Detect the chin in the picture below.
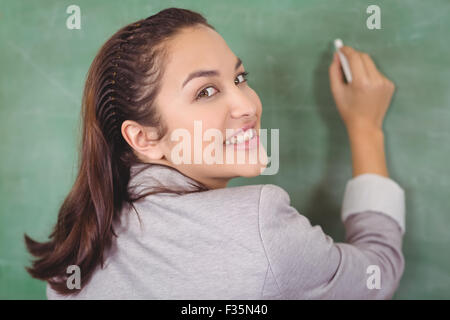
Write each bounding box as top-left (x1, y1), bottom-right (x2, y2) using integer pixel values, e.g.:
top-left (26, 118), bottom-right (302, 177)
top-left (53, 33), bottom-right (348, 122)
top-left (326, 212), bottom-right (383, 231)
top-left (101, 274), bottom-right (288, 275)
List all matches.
top-left (234, 163), bottom-right (267, 178)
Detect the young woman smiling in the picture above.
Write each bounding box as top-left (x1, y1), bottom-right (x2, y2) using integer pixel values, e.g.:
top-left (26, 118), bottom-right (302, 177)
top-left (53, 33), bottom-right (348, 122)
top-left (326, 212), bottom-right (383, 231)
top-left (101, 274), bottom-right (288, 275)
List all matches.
top-left (25, 7), bottom-right (405, 299)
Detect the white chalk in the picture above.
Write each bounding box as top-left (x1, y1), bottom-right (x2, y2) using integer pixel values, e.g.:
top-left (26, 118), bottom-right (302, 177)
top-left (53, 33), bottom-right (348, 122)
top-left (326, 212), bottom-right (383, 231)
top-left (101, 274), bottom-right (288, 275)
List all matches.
top-left (334, 38), bottom-right (352, 83)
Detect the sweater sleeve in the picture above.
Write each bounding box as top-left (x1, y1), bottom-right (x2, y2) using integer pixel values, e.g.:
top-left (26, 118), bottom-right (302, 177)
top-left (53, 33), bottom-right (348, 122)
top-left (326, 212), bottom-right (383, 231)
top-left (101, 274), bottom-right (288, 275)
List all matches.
top-left (258, 175), bottom-right (405, 299)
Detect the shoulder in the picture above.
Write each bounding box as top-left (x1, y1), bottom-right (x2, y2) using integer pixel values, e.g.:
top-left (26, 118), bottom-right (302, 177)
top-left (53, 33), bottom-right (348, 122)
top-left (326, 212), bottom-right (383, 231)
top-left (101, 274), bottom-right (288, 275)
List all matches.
top-left (193, 184), bottom-right (291, 212)
top-left (177, 183), bottom-right (267, 207)
top-left (257, 184), bottom-right (293, 218)
top-left (257, 184), bottom-right (312, 241)
top-left (202, 183), bottom-right (289, 202)
top-left (258, 184), bottom-right (291, 204)
top-left (178, 183), bottom-right (291, 215)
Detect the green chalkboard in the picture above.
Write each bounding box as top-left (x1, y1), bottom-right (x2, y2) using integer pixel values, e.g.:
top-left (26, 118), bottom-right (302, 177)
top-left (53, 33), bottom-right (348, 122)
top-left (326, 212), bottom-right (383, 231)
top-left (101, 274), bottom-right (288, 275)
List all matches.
top-left (1, 0), bottom-right (449, 299)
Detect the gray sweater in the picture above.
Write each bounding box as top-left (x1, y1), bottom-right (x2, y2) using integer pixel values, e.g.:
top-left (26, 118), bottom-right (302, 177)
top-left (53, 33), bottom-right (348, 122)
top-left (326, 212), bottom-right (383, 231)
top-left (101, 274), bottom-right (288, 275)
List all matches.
top-left (47, 163), bottom-right (405, 299)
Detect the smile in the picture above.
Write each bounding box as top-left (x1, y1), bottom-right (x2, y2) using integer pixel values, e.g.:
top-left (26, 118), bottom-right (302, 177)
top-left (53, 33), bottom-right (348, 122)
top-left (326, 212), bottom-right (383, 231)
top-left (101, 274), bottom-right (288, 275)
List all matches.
top-left (224, 128), bottom-right (257, 145)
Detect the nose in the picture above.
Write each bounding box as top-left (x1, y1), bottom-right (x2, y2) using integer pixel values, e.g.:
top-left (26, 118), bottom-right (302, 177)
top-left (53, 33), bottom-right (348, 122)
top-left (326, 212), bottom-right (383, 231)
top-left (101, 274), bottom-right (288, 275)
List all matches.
top-left (228, 85), bottom-right (257, 119)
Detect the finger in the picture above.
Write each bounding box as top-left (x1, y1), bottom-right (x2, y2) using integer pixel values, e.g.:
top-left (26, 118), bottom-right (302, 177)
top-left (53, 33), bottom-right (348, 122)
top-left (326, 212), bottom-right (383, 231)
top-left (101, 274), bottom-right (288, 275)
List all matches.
top-left (340, 46), bottom-right (369, 83)
top-left (360, 52), bottom-right (382, 81)
top-left (329, 52), bottom-right (345, 95)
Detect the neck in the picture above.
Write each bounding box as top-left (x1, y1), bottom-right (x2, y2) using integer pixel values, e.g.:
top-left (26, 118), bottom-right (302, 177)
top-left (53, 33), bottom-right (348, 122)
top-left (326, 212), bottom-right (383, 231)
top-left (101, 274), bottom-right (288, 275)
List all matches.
top-left (195, 175), bottom-right (230, 190)
top-left (144, 158), bottom-right (230, 190)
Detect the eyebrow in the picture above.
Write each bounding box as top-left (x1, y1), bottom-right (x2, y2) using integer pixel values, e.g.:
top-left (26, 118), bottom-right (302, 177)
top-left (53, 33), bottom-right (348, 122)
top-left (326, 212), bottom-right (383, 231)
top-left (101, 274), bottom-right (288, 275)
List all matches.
top-left (182, 57), bottom-right (243, 88)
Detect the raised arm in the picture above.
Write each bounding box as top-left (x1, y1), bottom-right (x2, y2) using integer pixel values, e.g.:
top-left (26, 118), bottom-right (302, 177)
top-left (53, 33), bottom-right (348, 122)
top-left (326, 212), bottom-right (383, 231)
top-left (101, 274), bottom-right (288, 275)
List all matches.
top-left (329, 45), bottom-right (395, 178)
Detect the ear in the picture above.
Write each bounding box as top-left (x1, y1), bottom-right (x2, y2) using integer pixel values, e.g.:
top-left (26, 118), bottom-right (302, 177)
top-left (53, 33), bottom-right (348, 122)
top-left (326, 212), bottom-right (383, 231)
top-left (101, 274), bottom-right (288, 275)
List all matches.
top-left (121, 120), bottom-right (165, 161)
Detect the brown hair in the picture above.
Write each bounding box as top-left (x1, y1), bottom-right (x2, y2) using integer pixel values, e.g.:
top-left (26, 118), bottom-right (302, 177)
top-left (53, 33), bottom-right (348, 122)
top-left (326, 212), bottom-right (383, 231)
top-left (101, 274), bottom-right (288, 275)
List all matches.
top-left (24, 7), bottom-right (214, 296)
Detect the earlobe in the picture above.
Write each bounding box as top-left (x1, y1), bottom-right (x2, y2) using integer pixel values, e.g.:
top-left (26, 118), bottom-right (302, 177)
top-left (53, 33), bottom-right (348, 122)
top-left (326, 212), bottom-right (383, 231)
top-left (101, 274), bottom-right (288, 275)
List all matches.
top-left (121, 120), bottom-right (165, 161)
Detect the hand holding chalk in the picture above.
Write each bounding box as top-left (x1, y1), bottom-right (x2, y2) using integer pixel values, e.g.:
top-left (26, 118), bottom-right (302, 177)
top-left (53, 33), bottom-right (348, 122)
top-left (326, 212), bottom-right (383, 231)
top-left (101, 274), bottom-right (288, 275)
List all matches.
top-left (328, 41), bottom-right (396, 133)
top-left (334, 38), bottom-right (352, 83)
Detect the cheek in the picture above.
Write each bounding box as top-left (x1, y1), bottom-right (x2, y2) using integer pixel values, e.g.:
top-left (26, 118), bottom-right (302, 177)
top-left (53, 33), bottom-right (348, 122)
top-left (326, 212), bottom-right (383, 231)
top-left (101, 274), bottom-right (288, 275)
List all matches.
top-left (164, 116), bottom-right (225, 162)
top-left (192, 107), bottom-right (228, 140)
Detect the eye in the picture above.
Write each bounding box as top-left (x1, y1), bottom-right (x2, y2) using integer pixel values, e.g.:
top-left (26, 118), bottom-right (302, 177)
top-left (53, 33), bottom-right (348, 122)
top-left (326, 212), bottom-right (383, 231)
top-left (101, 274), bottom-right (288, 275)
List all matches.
top-left (235, 71), bottom-right (249, 85)
top-left (196, 86), bottom-right (218, 100)
top-left (195, 71), bottom-right (250, 101)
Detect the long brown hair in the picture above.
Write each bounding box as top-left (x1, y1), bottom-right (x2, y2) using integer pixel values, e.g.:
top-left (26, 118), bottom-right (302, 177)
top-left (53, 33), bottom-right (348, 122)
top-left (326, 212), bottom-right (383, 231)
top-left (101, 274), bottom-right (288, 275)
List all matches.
top-left (24, 7), bottom-right (214, 296)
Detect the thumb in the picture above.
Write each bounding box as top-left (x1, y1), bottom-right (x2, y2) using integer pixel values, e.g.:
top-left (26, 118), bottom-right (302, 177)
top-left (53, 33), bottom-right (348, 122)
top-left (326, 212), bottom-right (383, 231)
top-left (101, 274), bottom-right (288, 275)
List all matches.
top-left (329, 52), bottom-right (345, 97)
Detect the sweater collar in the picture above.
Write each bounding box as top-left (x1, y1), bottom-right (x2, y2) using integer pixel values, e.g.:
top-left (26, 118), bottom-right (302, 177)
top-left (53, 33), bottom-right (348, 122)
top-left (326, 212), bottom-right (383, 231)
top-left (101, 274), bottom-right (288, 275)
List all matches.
top-left (128, 163), bottom-right (208, 194)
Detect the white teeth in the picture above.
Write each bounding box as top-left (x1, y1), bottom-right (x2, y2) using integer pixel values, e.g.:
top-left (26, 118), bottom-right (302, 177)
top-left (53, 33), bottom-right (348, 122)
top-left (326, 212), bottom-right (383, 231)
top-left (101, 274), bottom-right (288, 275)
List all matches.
top-left (225, 128), bottom-right (257, 145)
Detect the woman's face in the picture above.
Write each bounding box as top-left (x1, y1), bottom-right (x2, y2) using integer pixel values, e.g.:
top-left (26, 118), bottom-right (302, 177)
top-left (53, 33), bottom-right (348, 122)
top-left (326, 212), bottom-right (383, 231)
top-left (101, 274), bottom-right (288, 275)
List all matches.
top-left (145, 25), bottom-right (267, 189)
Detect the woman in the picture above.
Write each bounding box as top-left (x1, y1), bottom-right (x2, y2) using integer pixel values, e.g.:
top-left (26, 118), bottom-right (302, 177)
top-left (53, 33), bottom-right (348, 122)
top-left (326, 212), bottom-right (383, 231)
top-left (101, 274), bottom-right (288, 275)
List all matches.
top-left (25, 7), bottom-right (405, 299)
